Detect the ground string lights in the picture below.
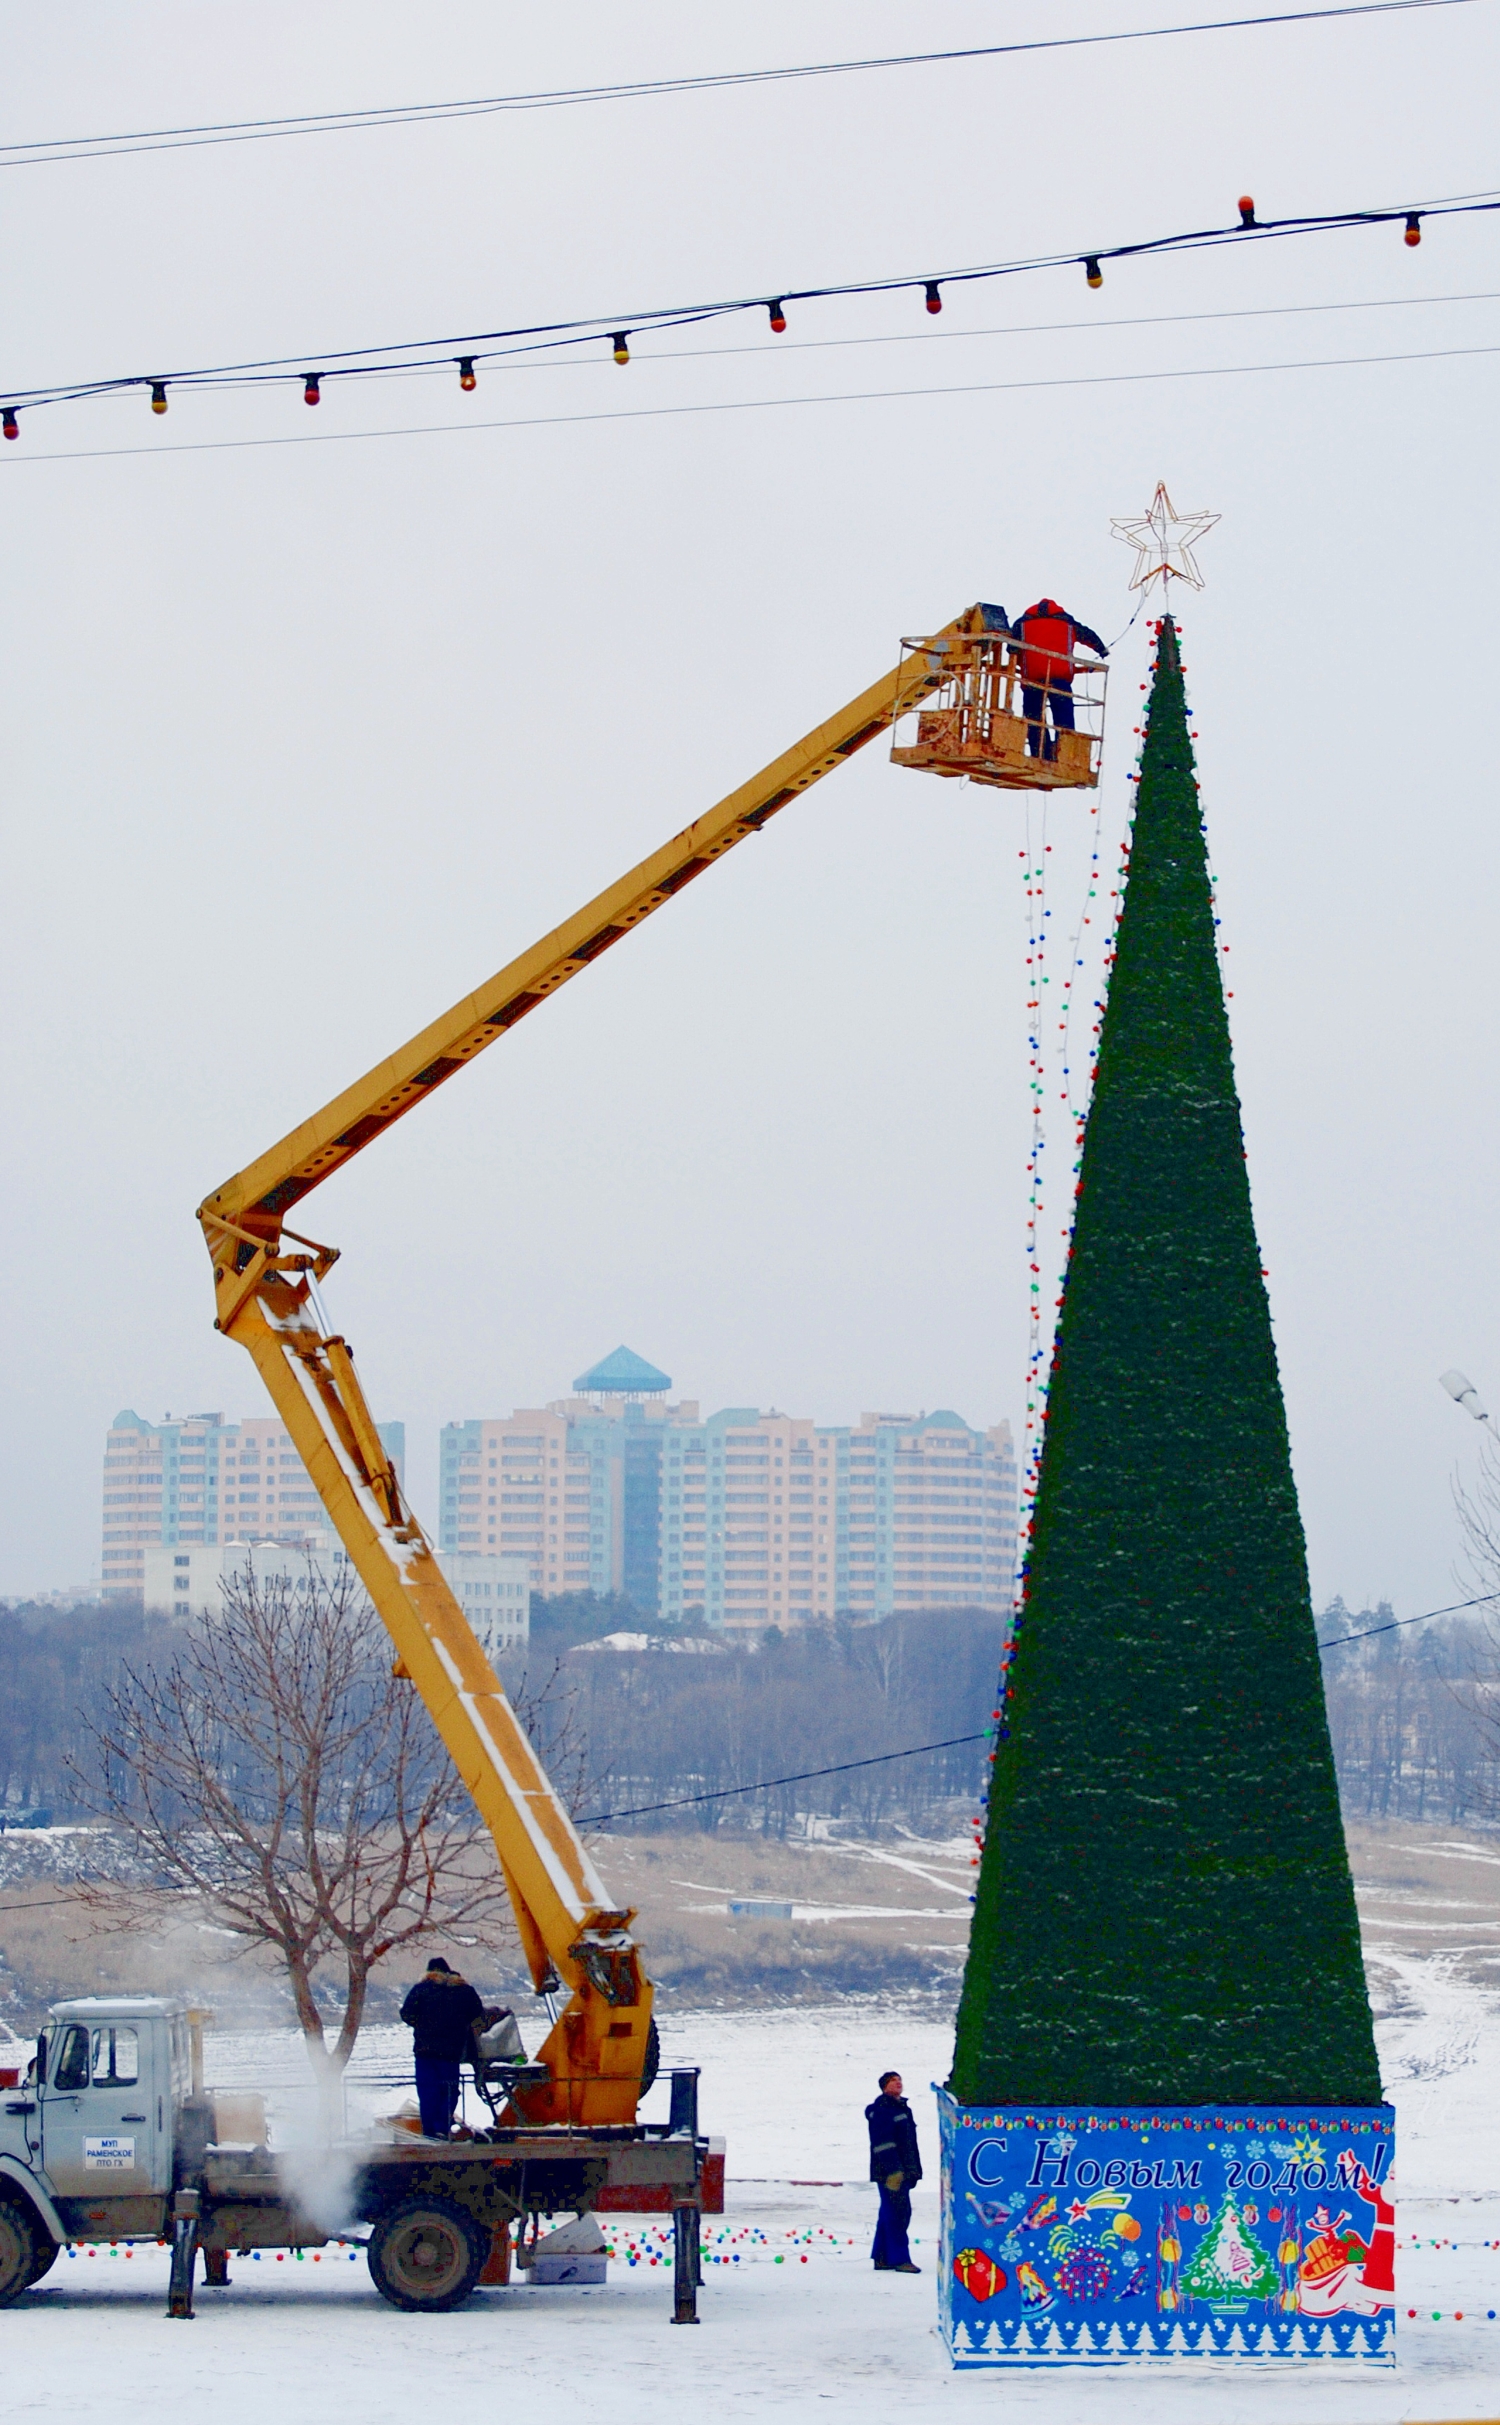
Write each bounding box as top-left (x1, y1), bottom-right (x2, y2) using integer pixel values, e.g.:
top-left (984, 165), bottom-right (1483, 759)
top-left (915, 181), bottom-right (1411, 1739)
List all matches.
top-left (2, 185), bottom-right (1494, 440)
top-left (1400, 2229), bottom-right (1500, 2319)
top-left (50, 2218), bottom-right (1500, 2313)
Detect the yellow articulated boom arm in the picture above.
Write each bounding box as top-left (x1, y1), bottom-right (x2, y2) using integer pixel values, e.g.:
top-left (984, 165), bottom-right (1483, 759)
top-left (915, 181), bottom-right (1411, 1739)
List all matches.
top-left (198, 606), bottom-right (988, 2127)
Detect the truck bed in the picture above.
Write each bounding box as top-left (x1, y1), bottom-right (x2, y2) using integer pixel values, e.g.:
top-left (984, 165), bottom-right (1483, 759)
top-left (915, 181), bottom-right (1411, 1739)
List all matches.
top-left (198, 2124), bottom-right (705, 2251)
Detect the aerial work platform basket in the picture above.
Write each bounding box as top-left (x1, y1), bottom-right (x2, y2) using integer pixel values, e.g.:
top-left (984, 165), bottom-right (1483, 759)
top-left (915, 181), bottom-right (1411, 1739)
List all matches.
top-left (890, 622), bottom-right (1106, 791)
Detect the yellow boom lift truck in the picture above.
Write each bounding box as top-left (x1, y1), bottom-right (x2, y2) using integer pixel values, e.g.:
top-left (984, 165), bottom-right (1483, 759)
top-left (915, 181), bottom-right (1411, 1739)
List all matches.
top-left (0, 608), bottom-right (1103, 2322)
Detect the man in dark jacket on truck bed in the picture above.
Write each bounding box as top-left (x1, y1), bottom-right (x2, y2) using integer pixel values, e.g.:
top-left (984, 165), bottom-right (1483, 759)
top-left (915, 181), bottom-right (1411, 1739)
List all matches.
top-left (400, 1955), bottom-right (486, 2139)
top-left (866, 2071), bottom-right (923, 2273)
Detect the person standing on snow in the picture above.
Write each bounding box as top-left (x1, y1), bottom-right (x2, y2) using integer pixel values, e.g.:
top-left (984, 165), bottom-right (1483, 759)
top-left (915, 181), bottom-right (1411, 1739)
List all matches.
top-left (1013, 597), bottom-right (1108, 762)
top-left (866, 2071), bottom-right (923, 2273)
top-left (400, 1954), bottom-right (486, 2139)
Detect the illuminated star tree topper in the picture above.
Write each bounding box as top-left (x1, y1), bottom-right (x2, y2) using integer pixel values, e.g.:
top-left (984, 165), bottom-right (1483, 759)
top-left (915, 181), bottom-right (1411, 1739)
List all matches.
top-left (1110, 481), bottom-right (1219, 592)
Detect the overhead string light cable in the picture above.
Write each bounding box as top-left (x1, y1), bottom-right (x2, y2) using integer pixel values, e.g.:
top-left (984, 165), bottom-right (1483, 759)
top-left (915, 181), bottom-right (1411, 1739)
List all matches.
top-left (1, 182), bottom-right (1497, 431)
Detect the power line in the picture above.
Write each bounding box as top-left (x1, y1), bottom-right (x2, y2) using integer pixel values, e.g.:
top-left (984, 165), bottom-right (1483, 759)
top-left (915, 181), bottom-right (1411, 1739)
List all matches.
top-left (1316, 1591), bottom-right (1498, 1648)
top-left (5, 333), bottom-right (1496, 468)
top-left (0, 2), bottom-right (1476, 169)
top-left (580, 1733), bottom-right (989, 1828)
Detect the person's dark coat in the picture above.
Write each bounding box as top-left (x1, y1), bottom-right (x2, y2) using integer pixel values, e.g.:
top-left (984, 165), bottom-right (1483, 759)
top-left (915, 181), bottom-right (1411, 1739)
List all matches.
top-left (400, 1972), bottom-right (486, 2062)
top-left (866, 2092), bottom-right (923, 2188)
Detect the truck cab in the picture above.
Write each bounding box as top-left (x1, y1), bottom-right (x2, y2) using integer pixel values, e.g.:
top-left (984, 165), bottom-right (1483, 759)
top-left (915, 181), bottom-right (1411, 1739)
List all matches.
top-left (0, 1995), bottom-right (193, 2292)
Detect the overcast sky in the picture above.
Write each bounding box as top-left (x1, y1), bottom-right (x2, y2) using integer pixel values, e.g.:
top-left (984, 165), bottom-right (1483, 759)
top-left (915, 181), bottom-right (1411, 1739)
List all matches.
top-left (1, 1), bottom-right (1496, 1614)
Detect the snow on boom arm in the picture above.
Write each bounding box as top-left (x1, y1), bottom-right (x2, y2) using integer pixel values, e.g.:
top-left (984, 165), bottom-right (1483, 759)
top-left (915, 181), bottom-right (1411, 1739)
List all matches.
top-left (195, 604), bottom-right (1025, 2128)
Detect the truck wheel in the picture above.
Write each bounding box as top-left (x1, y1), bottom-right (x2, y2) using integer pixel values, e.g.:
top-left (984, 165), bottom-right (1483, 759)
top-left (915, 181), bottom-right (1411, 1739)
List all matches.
top-left (641, 2015), bottom-right (661, 2097)
top-left (0, 2201), bottom-right (40, 2305)
top-left (367, 2200), bottom-right (487, 2312)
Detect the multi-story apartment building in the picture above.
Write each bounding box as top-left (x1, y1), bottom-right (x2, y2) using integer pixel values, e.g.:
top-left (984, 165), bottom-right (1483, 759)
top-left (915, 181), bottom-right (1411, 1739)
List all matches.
top-left (650, 1403), bottom-right (1016, 1635)
top-left (101, 1409), bottom-right (405, 1603)
top-left (440, 1351), bottom-right (1016, 1637)
top-left (438, 1409), bottom-right (625, 1603)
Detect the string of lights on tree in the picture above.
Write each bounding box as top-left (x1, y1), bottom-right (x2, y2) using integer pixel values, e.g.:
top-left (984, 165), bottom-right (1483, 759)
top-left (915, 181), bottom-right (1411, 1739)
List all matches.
top-left (2, 187), bottom-right (1493, 440)
top-left (1010, 494), bottom-right (1223, 1629)
top-left (971, 497), bottom-right (1224, 1897)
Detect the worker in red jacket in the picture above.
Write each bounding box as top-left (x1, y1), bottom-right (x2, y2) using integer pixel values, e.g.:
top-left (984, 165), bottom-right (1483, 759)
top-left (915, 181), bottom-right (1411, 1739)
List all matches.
top-left (1013, 598), bottom-right (1108, 762)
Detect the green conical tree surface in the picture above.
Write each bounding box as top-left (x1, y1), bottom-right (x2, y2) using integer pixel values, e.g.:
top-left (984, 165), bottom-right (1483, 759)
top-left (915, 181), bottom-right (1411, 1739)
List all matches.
top-left (950, 617), bottom-right (1379, 2108)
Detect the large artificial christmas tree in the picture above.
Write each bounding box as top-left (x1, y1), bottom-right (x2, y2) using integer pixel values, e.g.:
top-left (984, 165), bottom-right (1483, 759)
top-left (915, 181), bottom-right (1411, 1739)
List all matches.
top-left (950, 616), bottom-right (1379, 2108)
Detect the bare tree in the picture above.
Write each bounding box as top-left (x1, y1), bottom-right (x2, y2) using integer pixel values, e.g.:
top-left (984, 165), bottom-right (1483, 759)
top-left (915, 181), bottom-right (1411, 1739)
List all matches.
top-left (80, 1565), bottom-right (552, 2086)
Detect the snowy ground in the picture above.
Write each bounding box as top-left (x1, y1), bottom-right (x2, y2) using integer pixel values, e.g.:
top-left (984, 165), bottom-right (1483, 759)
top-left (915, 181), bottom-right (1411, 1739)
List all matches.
top-left (6, 1960), bottom-right (1500, 2425)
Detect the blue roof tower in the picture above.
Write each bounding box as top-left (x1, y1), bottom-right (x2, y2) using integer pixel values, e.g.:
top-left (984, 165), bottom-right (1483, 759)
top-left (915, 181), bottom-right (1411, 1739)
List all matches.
top-left (572, 1346), bottom-right (671, 1398)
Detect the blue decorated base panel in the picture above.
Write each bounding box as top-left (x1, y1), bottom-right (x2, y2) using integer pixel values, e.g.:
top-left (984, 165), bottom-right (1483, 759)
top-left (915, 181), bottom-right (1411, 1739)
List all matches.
top-left (938, 2090), bottom-right (1396, 2368)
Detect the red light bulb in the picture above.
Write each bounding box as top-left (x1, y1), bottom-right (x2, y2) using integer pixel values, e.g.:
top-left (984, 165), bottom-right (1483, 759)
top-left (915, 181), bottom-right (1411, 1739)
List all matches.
top-left (303, 375), bottom-right (321, 406)
top-left (767, 300), bottom-right (787, 334)
top-left (1404, 213), bottom-right (1421, 247)
top-left (1238, 195), bottom-right (1256, 228)
top-left (458, 357), bottom-right (477, 392)
top-left (924, 281), bottom-right (942, 315)
top-left (1, 408), bottom-right (17, 441)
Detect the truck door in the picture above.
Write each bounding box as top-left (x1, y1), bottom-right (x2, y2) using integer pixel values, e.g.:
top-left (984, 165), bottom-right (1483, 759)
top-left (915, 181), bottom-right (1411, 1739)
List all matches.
top-left (40, 2021), bottom-right (165, 2198)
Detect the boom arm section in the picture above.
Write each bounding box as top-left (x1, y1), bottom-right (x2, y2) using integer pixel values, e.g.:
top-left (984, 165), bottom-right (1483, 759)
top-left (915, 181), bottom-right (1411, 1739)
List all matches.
top-left (202, 609), bottom-right (981, 1234)
top-left (198, 606), bottom-right (984, 2126)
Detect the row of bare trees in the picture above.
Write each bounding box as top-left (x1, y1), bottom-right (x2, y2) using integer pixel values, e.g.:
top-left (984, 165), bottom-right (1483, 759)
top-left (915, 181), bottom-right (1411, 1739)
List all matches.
top-left (1317, 1601), bottom-right (1493, 1823)
top-left (552, 1608), bottom-right (1003, 1836)
top-left (0, 1599), bottom-right (159, 1818)
top-left (1318, 1450), bottom-right (1500, 1824)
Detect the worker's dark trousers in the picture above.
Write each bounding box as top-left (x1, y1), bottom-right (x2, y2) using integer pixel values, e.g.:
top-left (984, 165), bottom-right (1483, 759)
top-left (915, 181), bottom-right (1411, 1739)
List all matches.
top-left (415, 2056), bottom-right (462, 2138)
top-left (1022, 681), bottom-right (1075, 760)
top-left (872, 2180), bottom-right (913, 2268)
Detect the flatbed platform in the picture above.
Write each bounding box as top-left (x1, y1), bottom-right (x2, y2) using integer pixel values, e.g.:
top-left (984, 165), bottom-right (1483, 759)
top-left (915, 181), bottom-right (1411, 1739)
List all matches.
top-left (176, 2076), bottom-right (709, 2321)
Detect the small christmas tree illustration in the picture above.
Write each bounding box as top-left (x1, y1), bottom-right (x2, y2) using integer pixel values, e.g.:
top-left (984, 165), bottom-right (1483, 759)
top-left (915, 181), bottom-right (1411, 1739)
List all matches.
top-left (1180, 2195), bottom-right (1278, 2306)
